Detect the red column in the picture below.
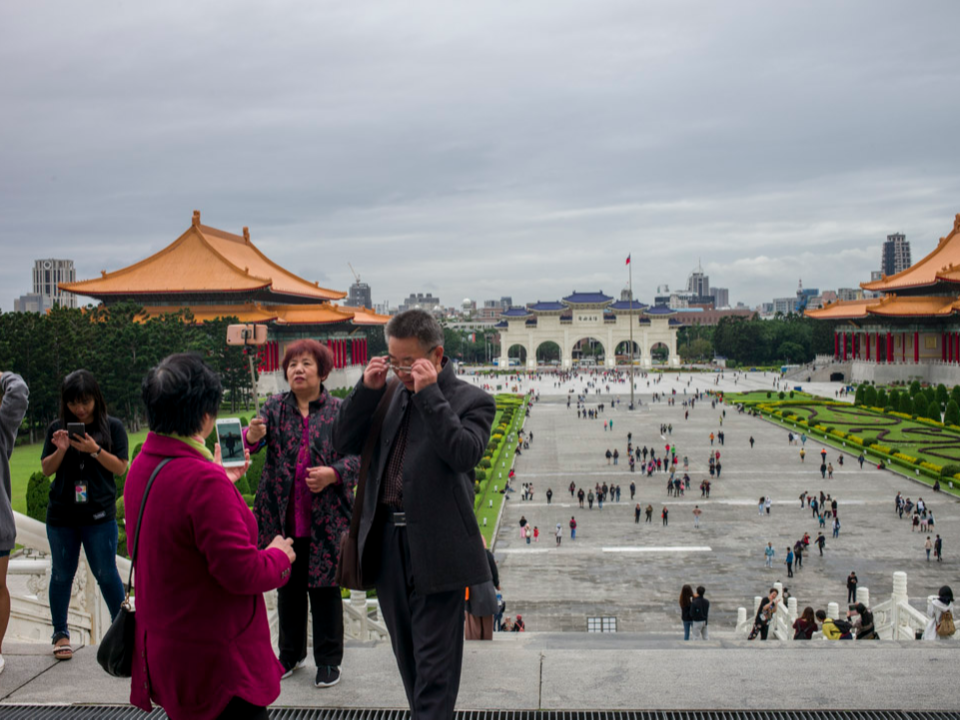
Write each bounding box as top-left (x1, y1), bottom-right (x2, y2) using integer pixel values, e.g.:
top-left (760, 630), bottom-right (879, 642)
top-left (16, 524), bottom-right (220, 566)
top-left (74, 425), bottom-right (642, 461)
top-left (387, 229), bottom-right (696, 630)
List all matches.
top-left (914, 332), bottom-right (920, 364)
top-left (843, 333), bottom-right (848, 360)
top-left (876, 332), bottom-right (882, 364)
top-left (902, 334), bottom-right (906, 363)
top-left (887, 332), bottom-right (893, 364)
top-left (363, 338), bottom-right (368, 364)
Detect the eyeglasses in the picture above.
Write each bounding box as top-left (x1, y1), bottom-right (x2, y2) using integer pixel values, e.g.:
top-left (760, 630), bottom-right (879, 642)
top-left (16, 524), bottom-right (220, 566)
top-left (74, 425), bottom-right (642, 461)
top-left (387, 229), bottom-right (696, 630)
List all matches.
top-left (386, 348), bottom-right (438, 374)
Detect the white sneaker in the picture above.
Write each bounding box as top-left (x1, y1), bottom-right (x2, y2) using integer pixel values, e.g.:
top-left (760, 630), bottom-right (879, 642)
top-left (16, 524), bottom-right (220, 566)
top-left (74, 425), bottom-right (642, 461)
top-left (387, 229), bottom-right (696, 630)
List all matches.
top-left (280, 658), bottom-right (307, 680)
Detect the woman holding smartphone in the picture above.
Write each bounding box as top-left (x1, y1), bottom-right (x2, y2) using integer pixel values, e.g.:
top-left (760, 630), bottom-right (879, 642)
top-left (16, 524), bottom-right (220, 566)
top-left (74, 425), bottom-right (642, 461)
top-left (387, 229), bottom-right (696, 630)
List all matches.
top-left (244, 339), bottom-right (359, 688)
top-left (40, 369), bottom-right (128, 661)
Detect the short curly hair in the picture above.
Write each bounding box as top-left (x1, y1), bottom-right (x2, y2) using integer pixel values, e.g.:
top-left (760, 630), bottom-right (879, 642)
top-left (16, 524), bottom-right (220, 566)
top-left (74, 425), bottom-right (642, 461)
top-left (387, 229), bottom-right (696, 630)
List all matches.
top-left (281, 339), bottom-right (334, 379)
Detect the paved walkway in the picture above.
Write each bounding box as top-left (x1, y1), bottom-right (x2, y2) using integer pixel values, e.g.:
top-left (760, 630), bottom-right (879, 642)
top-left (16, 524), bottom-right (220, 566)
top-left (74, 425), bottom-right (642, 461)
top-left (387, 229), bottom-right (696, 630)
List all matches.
top-left (2, 638), bottom-right (958, 711)
top-left (491, 376), bottom-right (956, 633)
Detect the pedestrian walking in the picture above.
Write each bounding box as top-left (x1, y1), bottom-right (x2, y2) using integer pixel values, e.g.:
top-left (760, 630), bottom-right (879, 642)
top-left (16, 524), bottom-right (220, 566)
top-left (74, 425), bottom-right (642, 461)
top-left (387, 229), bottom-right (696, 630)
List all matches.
top-left (847, 572), bottom-right (858, 603)
top-left (925, 536), bottom-right (932, 561)
top-left (662, 507), bottom-right (669, 526)
top-left (764, 543), bottom-right (775, 568)
top-left (935, 534), bottom-right (943, 562)
top-left (692, 505), bottom-right (702, 529)
top-left (833, 516), bottom-right (841, 538)
top-left (690, 586), bottom-right (710, 640)
top-left (785, 547), bottom-right (794, 577)
top-left (645, 504), bottom-right (653, 523)
top-left (635, 504), bottom-right (641, 524)
top-left (555, 523), bottom-right (562, 546)
top-left (816, 532), bottom-right (826, 556)
top-left (569, 516), bottom-right (577, 540)
top-left (680, 584), bottom-right (694, 640)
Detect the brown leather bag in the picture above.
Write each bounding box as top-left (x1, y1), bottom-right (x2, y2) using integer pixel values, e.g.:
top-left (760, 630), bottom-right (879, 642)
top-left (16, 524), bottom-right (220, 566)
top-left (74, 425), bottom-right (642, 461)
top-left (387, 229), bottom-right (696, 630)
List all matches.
top-left (336, 380), bottom-right (400, 591)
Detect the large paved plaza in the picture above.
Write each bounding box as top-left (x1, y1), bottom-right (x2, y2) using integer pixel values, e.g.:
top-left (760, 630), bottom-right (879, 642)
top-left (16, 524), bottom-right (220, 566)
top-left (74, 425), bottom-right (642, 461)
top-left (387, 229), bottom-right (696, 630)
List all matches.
top-left (482, 371), bottom-right (958, 634)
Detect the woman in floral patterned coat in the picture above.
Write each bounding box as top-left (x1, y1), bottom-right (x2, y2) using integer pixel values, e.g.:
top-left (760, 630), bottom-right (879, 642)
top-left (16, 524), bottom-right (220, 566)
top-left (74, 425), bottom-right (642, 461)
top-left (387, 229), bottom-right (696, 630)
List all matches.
top-left (244, 339), bottom-right (360, 688)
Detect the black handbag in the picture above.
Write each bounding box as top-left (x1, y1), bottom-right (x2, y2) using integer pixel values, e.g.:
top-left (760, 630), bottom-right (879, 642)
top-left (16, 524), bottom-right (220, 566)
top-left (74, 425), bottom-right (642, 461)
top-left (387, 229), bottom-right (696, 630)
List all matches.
top-left (97, 458), bottom-right (172, 677)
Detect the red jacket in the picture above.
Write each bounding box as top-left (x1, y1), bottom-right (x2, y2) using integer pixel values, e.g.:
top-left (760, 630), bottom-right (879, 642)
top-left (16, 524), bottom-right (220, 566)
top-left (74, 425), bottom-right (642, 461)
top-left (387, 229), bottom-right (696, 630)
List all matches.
top-left (125, 433), bottom-right (291, 719)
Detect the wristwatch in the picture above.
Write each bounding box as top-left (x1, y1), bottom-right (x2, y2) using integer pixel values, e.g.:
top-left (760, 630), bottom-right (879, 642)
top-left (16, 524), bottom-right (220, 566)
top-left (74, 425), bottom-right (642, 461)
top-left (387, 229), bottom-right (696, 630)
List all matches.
top-left (91, 446), bottom-right (102, 459)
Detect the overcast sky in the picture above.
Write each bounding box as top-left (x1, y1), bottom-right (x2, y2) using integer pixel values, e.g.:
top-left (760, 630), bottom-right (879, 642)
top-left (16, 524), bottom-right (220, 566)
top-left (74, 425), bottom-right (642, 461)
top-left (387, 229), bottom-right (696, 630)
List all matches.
top-left (3, 1), bottom-right (960, 313)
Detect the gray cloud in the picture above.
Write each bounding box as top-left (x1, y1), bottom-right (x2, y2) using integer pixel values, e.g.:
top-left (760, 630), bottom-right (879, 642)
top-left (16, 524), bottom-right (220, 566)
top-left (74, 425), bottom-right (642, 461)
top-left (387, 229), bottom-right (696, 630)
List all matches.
top-left (2, 0), bottom-right (960, 311)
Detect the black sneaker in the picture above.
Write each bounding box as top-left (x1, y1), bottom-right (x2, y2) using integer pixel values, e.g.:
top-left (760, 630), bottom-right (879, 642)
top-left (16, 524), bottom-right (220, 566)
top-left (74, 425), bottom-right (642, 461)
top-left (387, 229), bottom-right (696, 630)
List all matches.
top-left (315, 665), bottom-right (341, 688)
top-left (280, 658), bottom-right (307, 680)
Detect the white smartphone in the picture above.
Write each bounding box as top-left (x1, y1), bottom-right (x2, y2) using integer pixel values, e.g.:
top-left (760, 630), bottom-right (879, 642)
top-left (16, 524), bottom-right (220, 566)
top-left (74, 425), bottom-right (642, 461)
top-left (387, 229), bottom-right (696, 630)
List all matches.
top-left (215, 418), bottom-right (246, 467)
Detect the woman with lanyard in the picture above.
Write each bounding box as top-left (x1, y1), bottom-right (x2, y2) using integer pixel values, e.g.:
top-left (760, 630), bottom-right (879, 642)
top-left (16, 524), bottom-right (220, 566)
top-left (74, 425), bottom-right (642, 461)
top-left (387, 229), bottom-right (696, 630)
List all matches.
top-left (40, 370), bottom-right (129, 661)
top-left (244, 340), bottom-right (359, 688)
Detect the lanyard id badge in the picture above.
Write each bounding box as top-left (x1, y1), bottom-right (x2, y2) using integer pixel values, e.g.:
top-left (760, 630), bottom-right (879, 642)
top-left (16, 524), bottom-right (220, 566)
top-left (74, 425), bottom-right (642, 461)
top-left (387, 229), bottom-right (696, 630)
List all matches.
top-left (75, 458), bottom-right (88, 504)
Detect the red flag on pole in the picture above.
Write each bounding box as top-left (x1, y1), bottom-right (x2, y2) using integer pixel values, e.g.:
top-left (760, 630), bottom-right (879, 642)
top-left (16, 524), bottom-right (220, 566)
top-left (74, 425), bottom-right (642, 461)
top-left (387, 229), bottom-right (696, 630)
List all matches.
top-left (626, 254), bottom-right (631, 265)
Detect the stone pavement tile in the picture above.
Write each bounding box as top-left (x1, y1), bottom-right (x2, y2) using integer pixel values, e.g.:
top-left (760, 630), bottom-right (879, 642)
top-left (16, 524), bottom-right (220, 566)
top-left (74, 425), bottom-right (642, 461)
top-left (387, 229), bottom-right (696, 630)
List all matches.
top-left (0, 649), bottom-right (58, 701)
top-left (539, 645), bottom-right (960, 711)
top-left (275, 638), bottom-right (541, 710)
top-left (2, 645), bottom-right (130, 705)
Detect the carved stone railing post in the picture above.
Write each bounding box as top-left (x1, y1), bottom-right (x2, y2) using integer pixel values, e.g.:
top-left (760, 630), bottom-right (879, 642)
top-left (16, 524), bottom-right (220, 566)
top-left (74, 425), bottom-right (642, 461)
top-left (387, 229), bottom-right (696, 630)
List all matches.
top-left (351, 589), bottom-right (368, 639)
top-left (856, 587), bottom-right (870, 608)
top-left (827, 602), bottom-right (839, 620)
top-left (892, 571), bottom-right (908, 639)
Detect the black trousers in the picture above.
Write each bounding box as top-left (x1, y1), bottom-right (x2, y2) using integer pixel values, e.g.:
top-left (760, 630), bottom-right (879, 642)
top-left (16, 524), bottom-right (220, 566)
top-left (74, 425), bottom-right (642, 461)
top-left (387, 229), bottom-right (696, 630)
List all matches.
top-left (376, 516), bottom-right (465, 720)
top-left (216, 697), bottom-right (269, 720)
top-left (277, 537), bottom-right (344, 667)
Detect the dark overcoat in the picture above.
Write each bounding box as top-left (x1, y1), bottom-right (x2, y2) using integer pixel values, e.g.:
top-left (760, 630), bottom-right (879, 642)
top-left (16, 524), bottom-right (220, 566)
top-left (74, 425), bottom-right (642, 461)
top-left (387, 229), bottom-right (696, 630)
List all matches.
top-left (333, 360), bottom-right (494, 595)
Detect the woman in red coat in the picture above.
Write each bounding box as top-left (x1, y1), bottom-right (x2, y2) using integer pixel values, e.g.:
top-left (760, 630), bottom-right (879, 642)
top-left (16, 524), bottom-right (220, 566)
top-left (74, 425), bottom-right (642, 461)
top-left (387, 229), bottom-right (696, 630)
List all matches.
top-left (125, 354), bottom-right (296, 720)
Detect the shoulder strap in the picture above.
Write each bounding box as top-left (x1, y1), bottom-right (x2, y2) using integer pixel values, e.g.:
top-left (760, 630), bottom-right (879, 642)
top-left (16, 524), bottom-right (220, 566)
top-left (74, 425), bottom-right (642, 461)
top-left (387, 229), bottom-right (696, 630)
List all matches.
top-left (349, 380), bottom-right (401, 540)
top-left (126, 457), bottom-right (173, 594)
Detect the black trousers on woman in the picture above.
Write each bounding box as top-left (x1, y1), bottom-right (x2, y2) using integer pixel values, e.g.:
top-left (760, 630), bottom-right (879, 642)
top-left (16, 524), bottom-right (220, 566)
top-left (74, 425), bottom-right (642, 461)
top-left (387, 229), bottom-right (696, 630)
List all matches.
top-left (277, 537), bottom-right (344, 668)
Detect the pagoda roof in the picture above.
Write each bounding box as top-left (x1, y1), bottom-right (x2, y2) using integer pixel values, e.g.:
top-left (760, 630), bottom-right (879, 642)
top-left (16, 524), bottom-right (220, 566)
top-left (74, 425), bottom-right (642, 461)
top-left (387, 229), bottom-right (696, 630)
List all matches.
top-left (139, 302), bottom-right (387, 326)
top-left (861, 213), bottom-right (960, 291)
top-left (494, 320), bottom-right (509, 329)
top-left (562, 291), bottom-right (614, 305)
top-left (61, 211), bottom-right (346, 303)
top-left (528, 302), bottom-right (567, 312)
top-left (669, 318), bottom-right (684, 326)
top-left (805, 298), bottom-right (875, 320)
top-left (501, 307), bottom-right (534, 318)
top-left (609, 300), bottom-right (648, 311)
top-left (644, 306), bottom-right (676, 315)
top-left (805, 294), bottom-right (960, 321)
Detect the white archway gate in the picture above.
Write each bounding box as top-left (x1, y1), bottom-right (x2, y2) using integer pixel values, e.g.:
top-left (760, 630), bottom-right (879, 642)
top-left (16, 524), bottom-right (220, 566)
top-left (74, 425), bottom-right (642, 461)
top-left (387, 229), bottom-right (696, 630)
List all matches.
top-left (497, 295), bottom-right (680, 370)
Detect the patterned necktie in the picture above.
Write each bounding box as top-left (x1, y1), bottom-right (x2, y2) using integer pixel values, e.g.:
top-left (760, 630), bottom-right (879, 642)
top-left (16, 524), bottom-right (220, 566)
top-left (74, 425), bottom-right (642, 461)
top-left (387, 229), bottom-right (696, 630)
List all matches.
top-left (382, 397), bottom-right (412, 509)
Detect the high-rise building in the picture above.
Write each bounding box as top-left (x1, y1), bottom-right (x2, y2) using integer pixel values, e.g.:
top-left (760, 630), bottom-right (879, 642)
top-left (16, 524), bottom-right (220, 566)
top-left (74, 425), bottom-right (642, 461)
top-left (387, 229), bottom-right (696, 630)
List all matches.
top-left (344, 280), bottom-right (372, 309)
top-left (686, 260), bottom-right (710, 300)
top-left (837, 287), bottom-right (861, 302)
top-left (499, 297), bottom-right (513, 308)
top-left (15, 259), bottom-right (76, 312)
top-left (398, 292), bottom-right (441, 313)
top-left (709, 287), bottom-right (729, 308)
top-left (882, 233), bottom-right (911, 277)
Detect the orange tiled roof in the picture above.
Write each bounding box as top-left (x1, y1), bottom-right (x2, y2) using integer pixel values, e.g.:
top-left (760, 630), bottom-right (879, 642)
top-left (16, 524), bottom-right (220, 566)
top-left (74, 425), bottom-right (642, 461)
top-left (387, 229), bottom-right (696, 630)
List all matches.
top-left (804, 298), bottom-right (877, 320)
top-left (861, 213), bottom-right (960, 291)
top-left (139, 302), bottom-right (389, 326)
top-left (866, 295), bottom-right (960, 318)
top-left (140, 303), bottom-right (280, 324)
top-left (345, 306), bottom-right (392, 326)
top-left (60, 211), bottom-right (346, 302)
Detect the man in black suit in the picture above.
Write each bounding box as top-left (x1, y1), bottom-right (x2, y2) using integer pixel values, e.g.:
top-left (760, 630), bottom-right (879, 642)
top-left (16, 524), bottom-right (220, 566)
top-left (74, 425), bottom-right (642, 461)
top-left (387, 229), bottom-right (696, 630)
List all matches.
top-left (334, 310), bottom-right (495, 720)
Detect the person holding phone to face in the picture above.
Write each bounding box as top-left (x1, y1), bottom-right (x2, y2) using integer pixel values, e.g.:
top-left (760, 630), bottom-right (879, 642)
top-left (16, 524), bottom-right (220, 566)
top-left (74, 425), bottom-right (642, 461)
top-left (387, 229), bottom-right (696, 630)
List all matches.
top-left (40, 370), bottom-right (129, 662)
top-left (243, 339), bottom-right (359, 688)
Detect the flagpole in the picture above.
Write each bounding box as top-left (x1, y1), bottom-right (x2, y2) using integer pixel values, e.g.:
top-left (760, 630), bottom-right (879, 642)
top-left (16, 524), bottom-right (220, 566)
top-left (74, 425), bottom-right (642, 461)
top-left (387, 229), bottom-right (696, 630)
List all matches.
top-left (629, 256), bottom-right (635, 410)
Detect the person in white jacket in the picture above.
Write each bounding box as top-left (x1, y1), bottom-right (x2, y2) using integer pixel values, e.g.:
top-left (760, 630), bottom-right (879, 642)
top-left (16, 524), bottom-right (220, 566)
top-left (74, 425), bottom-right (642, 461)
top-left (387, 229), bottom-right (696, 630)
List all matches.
top-left (921, 585), bottom-right (955, 641)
